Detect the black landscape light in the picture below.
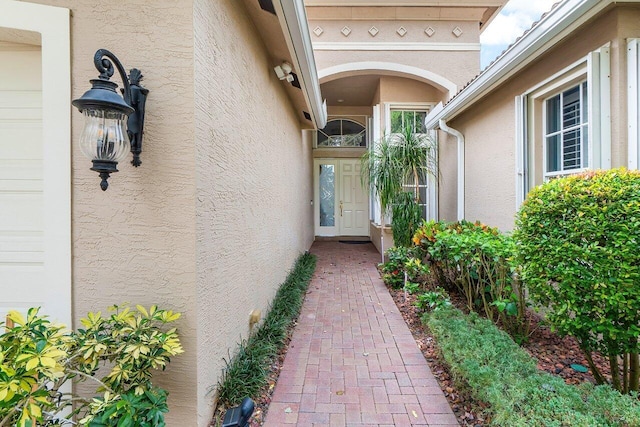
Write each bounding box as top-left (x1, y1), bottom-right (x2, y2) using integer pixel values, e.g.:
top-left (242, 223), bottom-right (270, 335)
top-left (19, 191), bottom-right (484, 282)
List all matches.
top-left (72, 49), bottom-right (148, 191)
top-left (222, 397), bottom-right (255, 427)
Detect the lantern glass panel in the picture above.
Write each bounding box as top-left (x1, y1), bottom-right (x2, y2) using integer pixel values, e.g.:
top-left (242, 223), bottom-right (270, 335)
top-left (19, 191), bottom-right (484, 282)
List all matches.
top-left (79, 109), bottom-right (130, 162)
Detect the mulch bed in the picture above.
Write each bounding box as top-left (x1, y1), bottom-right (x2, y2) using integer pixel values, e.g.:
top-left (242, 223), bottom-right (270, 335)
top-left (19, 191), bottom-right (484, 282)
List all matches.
top-left (388, 287), bottom-right (613, 426)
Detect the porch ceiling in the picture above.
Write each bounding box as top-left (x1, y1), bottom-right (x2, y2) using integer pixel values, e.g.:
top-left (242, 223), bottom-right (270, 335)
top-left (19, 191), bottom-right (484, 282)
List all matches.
top-left (321, 75), bottom-right (379, 106)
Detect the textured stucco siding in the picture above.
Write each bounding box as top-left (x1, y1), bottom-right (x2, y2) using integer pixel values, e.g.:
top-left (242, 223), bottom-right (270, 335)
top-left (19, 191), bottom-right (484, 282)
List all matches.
top-left (314, 49), bottom-right (479, 91)
top-left (441, 7), bottom-right (640, 231)
top-left (194, 0), bottom-right (314, 425)
top-left (452, 92), bottom-right (516, 230)
top-left (22, 0), bottom-right (199, 424)
top-left (378, 76), bottom-right (442, 103)
top-left (309, 19), bottom-right (480, 44)
top-left (437, 132), bottom-right (459, 222)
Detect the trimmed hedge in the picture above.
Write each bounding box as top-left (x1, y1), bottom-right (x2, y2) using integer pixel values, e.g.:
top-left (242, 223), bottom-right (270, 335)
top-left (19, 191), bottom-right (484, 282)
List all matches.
top-left (514, 168), bottom-right (640, 391)
top-left (424, 307), bottom-right (640, 426)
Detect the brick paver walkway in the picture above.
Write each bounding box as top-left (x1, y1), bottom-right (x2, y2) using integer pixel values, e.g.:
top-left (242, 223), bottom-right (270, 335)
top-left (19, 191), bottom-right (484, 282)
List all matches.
top-left (263, 241), bottom-right (458, 427)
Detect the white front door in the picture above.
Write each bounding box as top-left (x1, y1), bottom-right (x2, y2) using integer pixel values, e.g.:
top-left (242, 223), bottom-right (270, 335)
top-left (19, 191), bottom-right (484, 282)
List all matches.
top-left (338, 160), bottom-right (368, 236)
top-left (314, 158), bottom-right (369, 237)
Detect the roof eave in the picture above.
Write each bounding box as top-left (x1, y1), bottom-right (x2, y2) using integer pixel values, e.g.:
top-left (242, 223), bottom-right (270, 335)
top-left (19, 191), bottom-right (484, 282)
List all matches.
top-left (274, 0), bottom-right (327, 129)
top-left (425, 0), bottom-right (618, 130)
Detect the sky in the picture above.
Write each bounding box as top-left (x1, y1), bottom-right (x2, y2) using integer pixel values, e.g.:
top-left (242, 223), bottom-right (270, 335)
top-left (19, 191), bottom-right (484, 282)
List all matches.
top-left (480, 0), bottom-right (559, 69)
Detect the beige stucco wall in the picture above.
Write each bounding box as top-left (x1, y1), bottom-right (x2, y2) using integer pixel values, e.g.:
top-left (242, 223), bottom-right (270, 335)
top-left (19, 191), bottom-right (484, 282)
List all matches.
top-left (308, 19), bottom-right (480, 45)
top-left (379, 76), bottom-right (442, 103)
top-left (613, 7), bottom-right (640, 163)
top-left (449, 87), bottom-right (516, 230)
top-left (309, 12), bottom-right (482, 92)
top-left (13, 1), bottom-right (316, 425)
top-left (329, 105), bottom-right (373, 116)
top-left (370, 224), bottom-right (394, 255)
top-left (441, 7), bottom-right (640, 231)
top-left (21, 0), bottom-right (198, 424)
top-left (314, 49), bottom-right (479, 91)
top-left (194, 1), bottom-right (314, 426)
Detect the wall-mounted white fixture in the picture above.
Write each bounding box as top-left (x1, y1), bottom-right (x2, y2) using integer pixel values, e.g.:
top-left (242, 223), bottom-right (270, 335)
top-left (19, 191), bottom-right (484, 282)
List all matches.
top-left (274, 61), bottom-right (294, 83)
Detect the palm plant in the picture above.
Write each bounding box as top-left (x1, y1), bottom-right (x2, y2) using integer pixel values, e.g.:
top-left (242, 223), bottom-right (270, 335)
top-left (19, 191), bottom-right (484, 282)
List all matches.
top-left (361, 126), bottom-right (437, 251)
top-left (393, 126), bottom-right (437, 203)
top-left (391, 191), bottom-right (422, 247)
top-left (360, 136), bottom-right (401, 225)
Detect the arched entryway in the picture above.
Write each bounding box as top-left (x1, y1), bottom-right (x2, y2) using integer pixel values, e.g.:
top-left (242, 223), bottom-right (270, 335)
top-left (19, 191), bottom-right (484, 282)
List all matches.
top-left (312, 65), bottom-right (452, 242)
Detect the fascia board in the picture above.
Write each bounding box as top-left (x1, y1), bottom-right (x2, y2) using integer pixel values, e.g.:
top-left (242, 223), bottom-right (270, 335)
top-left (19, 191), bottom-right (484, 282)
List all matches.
top-left (425, 0), bottom-right (612, 130)
top-left (479, 3), bottom-right (507, 34)
top-left (274, 0), bottom-right (327, 129)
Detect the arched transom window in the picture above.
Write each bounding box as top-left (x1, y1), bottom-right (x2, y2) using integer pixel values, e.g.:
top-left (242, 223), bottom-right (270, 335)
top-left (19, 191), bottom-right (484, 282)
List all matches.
top-left (316, 119), bottom-right (366, 147)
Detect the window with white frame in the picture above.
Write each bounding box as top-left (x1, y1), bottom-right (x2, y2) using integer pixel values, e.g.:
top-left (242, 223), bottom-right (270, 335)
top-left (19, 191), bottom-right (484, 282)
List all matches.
top-left (316, 118), bottom-right (367, 147)
top-left (390, 110), bottom-right (428, 134)
top-left (385, 105), bottom-right (435, 220)
top-left (515, 46), bottom-right (611, 207)
top-left (543, 81), bottom-right (589, 178)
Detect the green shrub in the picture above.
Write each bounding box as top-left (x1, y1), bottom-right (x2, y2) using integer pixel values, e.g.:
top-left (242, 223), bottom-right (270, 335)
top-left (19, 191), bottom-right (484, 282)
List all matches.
top-left (415, 287), bottom-right (452, 312)
top-left (0, 305), bottom-right (183, 427)
top-left (379, 246), bottom-right (424, 289)
top-left (217, 252), bottom-right (316, 406)
top-left (425, 307), bottom-right (640, 426)
top-left (414, 220), bottom-right (529, 340)
top-left (413, 220), bottom-right (498, 286)
top-left (0, 308), bottom-right (69, 427)
top-left (404, 281), bottom-right (422, 295)
top-left (391, 191), bottom-right (423, 248)
top-left (514, 168), bottom-right (640, 392)
top-left (74, 304), bottom-right (183, 426)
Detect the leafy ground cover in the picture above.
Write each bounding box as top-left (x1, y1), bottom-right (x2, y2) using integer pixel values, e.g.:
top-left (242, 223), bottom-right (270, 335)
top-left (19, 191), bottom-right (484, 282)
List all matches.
top-left (210, 252), bottom-right (316, 426)
top-left (426, 306), bottom-right (640, 426)
top-left (388, 286), bottom-right (637, 426)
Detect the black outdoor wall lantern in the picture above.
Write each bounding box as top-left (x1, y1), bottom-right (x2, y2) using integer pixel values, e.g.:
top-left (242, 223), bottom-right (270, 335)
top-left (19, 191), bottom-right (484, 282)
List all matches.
top-left (72, 49), bottom-right (149, 191)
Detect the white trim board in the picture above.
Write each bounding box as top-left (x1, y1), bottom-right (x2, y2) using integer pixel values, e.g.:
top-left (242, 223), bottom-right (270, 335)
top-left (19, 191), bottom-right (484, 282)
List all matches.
top-left (273, 0), bottom-right (328, 128)
top-left (313, 42), bottom-right (480, 51)
top-left (629, 39), bottom-right (640, 169)
top-left (0, 1), bottom-right (71, 328)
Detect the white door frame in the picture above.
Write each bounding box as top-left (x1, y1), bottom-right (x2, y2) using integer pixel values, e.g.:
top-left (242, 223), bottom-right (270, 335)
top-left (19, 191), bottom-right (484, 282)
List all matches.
top-left (314, 158), bottom-right (370, 237)
top-left (0, 1), bottom-right (71, 326)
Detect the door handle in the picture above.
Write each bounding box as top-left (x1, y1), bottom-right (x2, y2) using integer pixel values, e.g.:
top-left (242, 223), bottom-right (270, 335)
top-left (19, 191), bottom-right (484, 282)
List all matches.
top-left (339, 201), bottom-right (343, 216)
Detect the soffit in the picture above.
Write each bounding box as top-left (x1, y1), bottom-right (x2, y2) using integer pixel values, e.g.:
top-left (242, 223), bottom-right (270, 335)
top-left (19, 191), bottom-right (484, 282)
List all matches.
top-left (321, 75), bottom-right (380, 106)
top-left (240, 0), bottom-right (317, 129)
top-left (304, 1), bottom-right (507, 28)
